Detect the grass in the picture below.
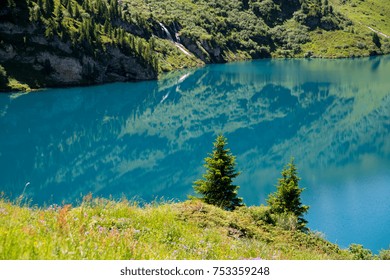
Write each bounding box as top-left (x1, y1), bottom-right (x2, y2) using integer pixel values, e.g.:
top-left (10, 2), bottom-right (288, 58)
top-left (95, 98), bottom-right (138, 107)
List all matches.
top-left (301, 0), bottom-right (390, 59)
top-left (154, 38), bottom-right (204, 73)
top-left (7, 78), bottom-right (31, 92)
top-left (301, 28), bottom-right (379, 58)
top-left (0, 196), bottom-right (360, 260)
top-left (331, 0), bottom-right (390, 36)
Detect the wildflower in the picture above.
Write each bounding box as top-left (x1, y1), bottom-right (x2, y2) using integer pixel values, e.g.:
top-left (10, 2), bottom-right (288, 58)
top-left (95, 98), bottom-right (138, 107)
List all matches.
top-left (109, 228), bottom-right (119, 237)
top-left (0, 208), bottom-right (8, 215)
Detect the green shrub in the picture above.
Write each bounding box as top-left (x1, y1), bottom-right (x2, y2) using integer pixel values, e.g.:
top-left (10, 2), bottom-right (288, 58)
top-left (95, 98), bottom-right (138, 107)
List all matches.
top-left (348, 244), bottom-right (373, 260)
top-left (379, 248), bottom-right (390, 260)
top-left (273, 212), bottom-right (299, 231)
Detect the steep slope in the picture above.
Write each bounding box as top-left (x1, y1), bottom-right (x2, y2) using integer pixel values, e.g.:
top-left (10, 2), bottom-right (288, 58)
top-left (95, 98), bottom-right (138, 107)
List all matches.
top-left (0, 198), bottom-right (358, 259)
top-left (0, 0), bottom-right (159, 91)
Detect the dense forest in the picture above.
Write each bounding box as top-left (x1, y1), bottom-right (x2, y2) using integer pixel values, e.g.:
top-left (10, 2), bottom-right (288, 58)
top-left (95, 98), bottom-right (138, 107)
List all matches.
top-left (0, 0), bottom-right (389, 91)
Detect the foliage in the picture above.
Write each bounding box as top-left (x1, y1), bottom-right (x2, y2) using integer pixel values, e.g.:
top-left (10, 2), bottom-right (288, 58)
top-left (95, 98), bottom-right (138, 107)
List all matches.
top-left (0, 198), bottom-right (355, 260)
top-left (1, 0), bottom-right (389, 91)
top-left (348, 244), bottom-right (373, 260)
top-left (7, 78), bottom-right (31, 92)
top-left (193, 135), bottom-right (243, 211)
top-left (267, 158), bottom-right (309, 231)
top-left (1, 0), bottom-right (159, 78)
top-left (331, 0), bottom-right (390, 35)
top-left (372, 32), bottom-right (381, 48)
top-left (378, 248), bottom-right (390, 260)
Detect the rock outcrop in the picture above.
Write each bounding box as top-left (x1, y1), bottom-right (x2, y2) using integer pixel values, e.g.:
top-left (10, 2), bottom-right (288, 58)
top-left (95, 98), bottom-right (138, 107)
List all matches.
top-left (0, 21), bottom-right (157, 91)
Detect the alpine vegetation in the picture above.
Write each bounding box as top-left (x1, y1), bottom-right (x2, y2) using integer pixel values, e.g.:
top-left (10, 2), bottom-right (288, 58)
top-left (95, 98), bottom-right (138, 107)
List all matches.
top-left (193, 134), bottom-right (243, 211)
top-left (267, 158), bottom-right (309, 231)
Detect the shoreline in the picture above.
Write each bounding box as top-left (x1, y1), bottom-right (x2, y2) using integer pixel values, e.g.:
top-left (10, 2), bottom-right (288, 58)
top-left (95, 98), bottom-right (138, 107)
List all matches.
top-left (2, 52), bottom-right (389, 95)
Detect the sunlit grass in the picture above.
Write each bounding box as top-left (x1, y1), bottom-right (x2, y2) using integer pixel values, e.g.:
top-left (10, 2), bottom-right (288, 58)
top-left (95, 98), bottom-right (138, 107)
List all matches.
top-left (7, 78), bottom-right (31, 92)
top-left (302, 28), bottom-right (377, 58)
top-left (331, 0), bottom-right (390, 36)
top-left (0, 197), bottom-right (356, 260)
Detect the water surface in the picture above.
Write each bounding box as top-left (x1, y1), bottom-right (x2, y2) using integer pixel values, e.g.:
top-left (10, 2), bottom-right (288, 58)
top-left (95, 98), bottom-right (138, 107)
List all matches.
top-left (1, 56), bottom-right (389, 253)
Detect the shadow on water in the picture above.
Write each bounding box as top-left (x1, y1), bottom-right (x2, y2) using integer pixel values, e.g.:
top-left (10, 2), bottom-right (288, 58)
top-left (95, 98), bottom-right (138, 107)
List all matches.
top-left (1, 56), bottom-right (390, 252)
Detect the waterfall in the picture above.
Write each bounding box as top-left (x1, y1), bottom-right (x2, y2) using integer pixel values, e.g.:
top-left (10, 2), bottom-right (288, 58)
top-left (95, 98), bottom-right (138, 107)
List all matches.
top-left (174, 43), bottom-right (191, 56)
top-left (172, 22), bottom-right (181, 43)
top-left (157, 22), bottom-right (191, 56)
top-left (158, 22), bottom-right (174, 42)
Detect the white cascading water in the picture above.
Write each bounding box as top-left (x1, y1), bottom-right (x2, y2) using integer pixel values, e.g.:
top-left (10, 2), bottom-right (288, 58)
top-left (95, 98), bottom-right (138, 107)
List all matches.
top-left (158, 22), bottom-right (174, 41)
top-left (158, 22), bottom-right (191, 56)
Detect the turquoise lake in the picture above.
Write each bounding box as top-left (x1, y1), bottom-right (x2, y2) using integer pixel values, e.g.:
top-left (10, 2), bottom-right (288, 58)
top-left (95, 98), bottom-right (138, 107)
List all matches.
top-left (1, 56), bottom-right (389, 253)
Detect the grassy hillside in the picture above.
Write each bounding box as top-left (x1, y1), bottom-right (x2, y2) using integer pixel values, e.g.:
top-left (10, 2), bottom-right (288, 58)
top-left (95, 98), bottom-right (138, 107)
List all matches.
top-left (1, 197), bottom-right (389, 260)
top-left (330, 0), bottom-right (390, 35)
top-left (301, 0), bottom-right (390, 57)
top-left (0, 197), bottom-right (348, 259)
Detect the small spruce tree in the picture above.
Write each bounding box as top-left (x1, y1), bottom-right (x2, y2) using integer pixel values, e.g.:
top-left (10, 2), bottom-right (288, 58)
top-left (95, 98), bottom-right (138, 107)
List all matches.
top-left (267, 158), bottom-right (309, 230)
top-left (193, 134), bottom-right (243, 211)
top-left (372, 32), bottom-right (381, 48)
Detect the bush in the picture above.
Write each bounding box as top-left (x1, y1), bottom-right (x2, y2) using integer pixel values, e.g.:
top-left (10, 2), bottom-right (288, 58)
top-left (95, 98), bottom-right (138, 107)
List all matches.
top-left (273, 212), bottom-right (299, 231)
top-left (348, 244), bottom-right (373, 260)
top-left (379, 248), bottom-right (390, 260)
top-left (236, 205), bottom-right (273, 225)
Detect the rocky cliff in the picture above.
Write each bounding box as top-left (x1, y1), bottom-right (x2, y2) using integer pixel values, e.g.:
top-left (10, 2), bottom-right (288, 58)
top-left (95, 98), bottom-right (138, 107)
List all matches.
top-left (0, 21), bottom-right (157, 91)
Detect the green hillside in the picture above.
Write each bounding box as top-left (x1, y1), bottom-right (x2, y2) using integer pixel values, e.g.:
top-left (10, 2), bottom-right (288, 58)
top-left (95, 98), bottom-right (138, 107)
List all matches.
top-left (2, 197), bottom-right (390, 260)
top-left (330, 0), bottom-right (390, 35)
top-left (0, 197), bottom-right (361, 259)
top-left (0, 0), bottom-right (389, 92)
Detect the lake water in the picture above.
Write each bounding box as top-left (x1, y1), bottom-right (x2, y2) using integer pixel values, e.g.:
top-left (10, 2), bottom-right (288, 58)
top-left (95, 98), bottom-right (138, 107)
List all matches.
top-left (1, 56), bottom-right (389, 254)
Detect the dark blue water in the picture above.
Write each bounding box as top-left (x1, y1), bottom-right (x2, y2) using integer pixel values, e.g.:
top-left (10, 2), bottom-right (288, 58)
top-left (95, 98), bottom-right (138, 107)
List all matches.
top-left (1, 56), bottom-right (389, 253)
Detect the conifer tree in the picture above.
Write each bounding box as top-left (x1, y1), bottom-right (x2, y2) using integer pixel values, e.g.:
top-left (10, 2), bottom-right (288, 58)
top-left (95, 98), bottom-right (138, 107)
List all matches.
top-left (54, 3), bottom-right (63, 21)
top-left (67, 1), bottom-right (73, 17)
top-left (193, 134), bottom-right (243, 211)
top-left (74, 3), bottom-right (80, 18)
top-left (372, 33), bottom-right (381, 48)
top-left (44, 0), bottom-right (54, 17)
top-left (267, 158), bottom-right (309, 230)
top-left (37, 0), bottom-right (44, 10)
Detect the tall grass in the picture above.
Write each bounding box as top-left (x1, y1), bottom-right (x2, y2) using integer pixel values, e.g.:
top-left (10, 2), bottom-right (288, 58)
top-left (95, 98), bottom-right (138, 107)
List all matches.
top-left (0, 197), bottom-right (356, 260)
